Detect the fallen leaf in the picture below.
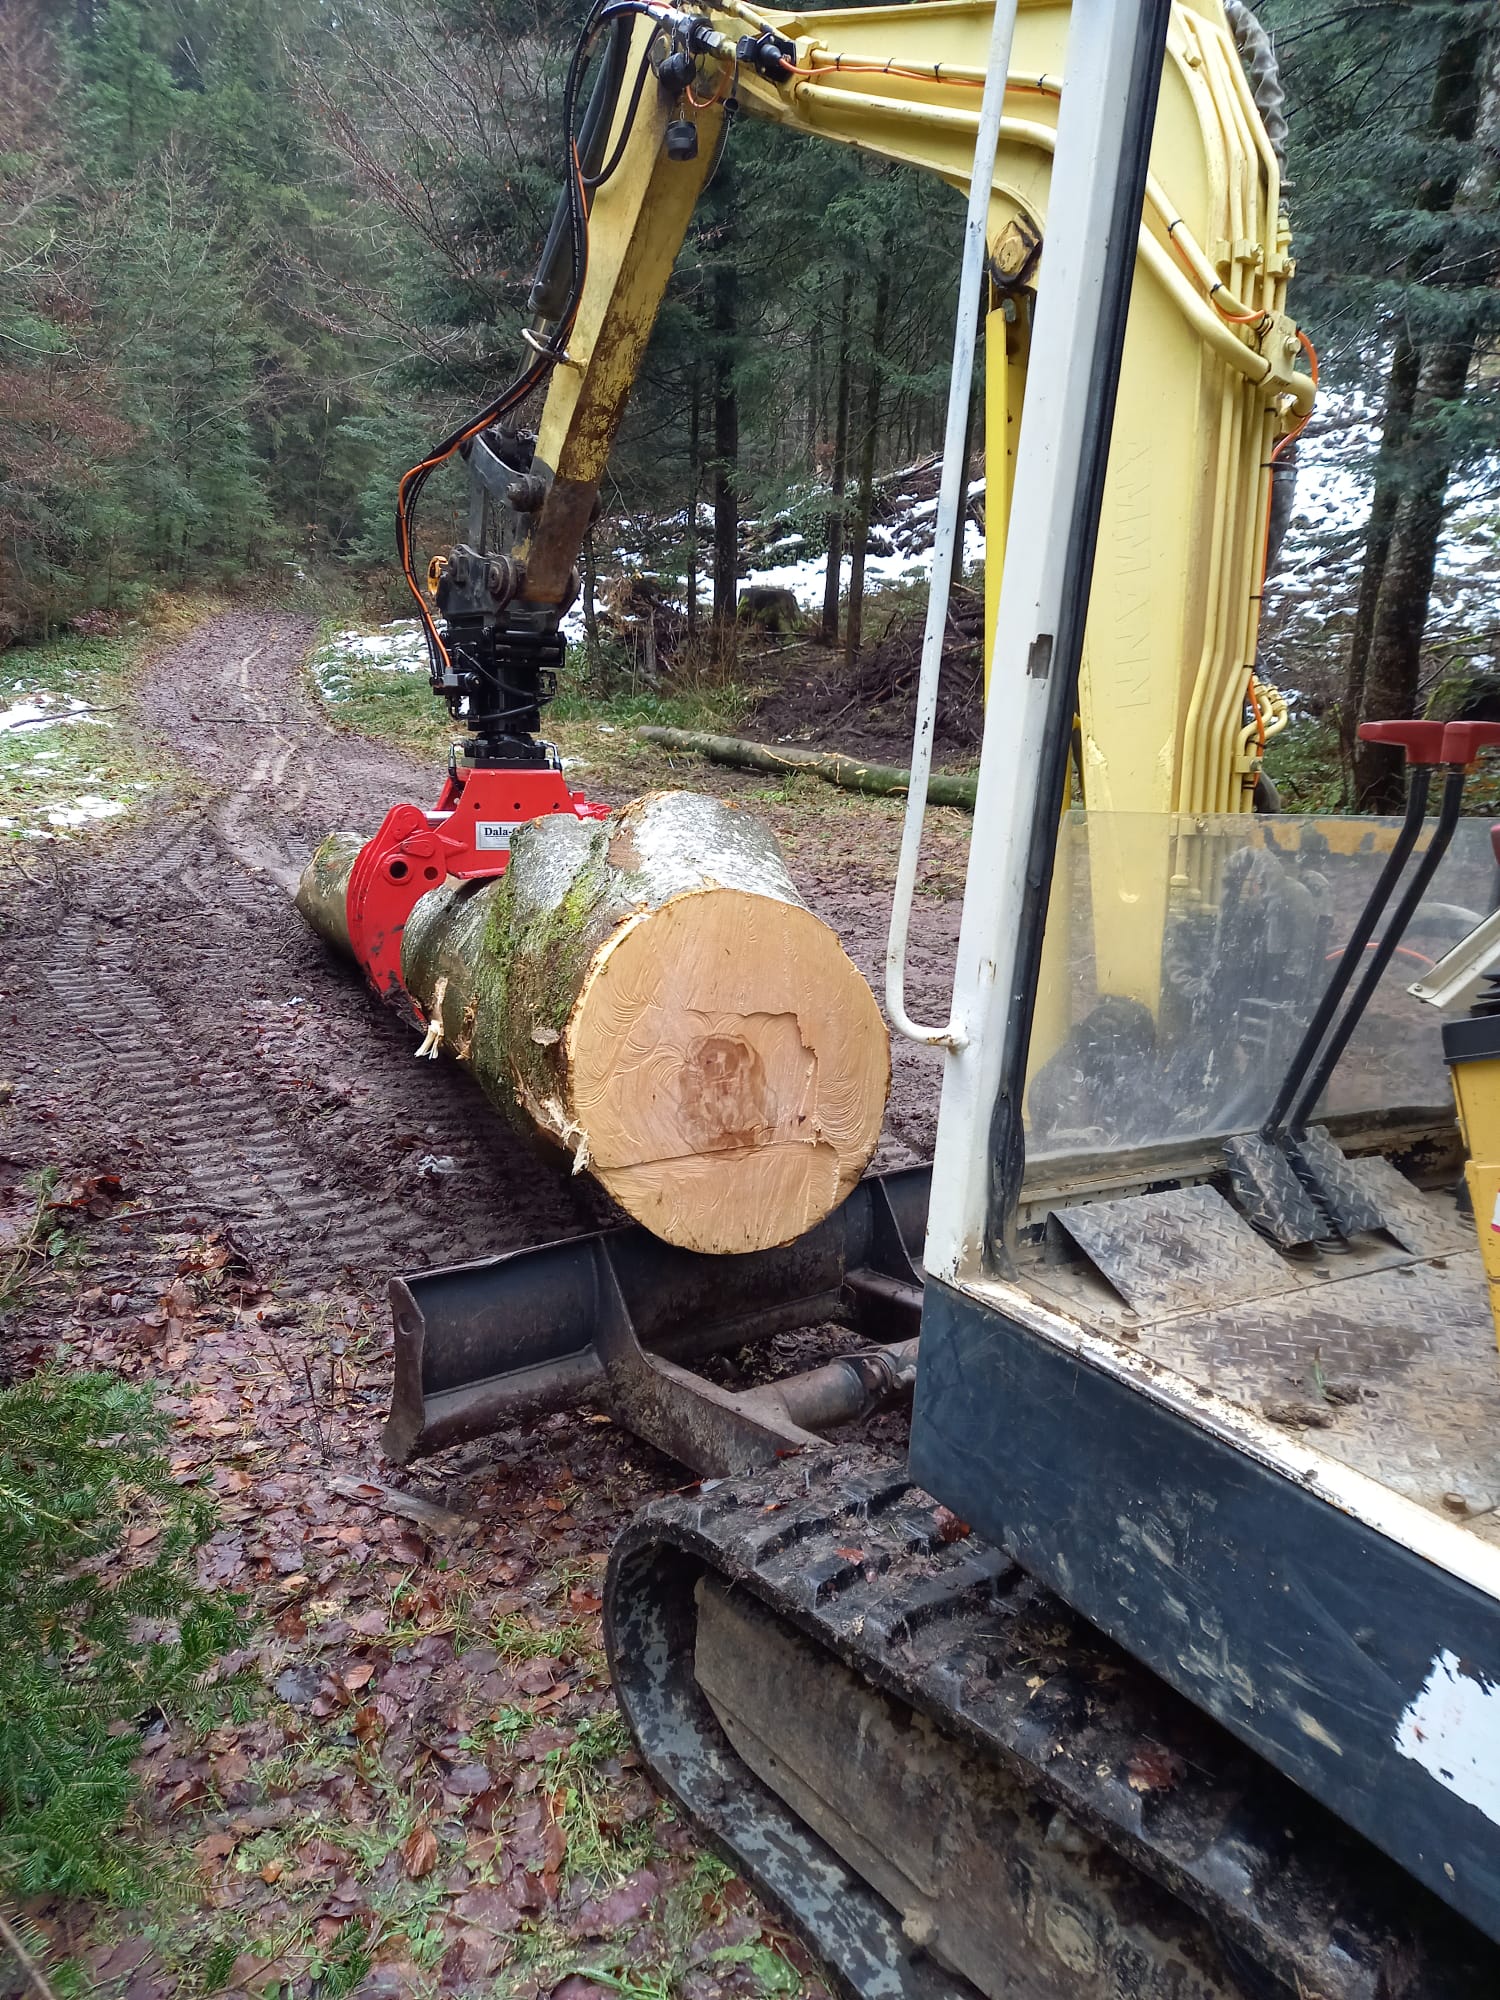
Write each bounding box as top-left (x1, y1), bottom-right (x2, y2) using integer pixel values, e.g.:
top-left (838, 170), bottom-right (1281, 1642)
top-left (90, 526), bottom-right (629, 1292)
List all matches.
top-left (1125, 1743), bottom-right (1186, 1793)
top-left (195, 1830), bottom-right (238, 1864)
top-left (442, 1762), bottom-right (494, 1796)
top-left (402, 1821), bottom-right (440, 1880)
top-left (159, 1275), bottom-right (199, 1322)
top-left (342, 1663), bottom-right (375, 1691)
top-left (933, 1506), bottom-right (971, 1545)
top-left (49, 1171), bottom-right (125, 1217)
top-left (228, 1955), bottom-right (293, 1997)
top-left (86, 1938), bottom-right (153, 1982)
top-left (584, 1867), bottom-right (660, 1931)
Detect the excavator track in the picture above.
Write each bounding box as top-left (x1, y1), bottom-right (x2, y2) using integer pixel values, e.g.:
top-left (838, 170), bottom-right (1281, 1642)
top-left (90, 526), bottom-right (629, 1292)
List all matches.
top-left (606, 1454), bottom-right (1500, 2000)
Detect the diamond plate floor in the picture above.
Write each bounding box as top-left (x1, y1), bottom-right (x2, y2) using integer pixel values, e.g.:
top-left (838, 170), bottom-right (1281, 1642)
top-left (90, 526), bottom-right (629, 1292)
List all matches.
top-left (1144, 1260), bottom-right (1500, 1523)
top-left (1040, 1172), bottom-right (1500, 1534)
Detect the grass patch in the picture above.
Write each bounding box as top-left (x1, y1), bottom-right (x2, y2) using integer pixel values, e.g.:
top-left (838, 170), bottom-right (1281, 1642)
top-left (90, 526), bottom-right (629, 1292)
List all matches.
top-left (545, 1712), bottom-right (660, 1889)
top-left (0, 1168), bottom-right (82, 1319)
top-left (0, 621), bottom-right (166, 851)
top-left (0, 1370), bottom-right (244, 1902)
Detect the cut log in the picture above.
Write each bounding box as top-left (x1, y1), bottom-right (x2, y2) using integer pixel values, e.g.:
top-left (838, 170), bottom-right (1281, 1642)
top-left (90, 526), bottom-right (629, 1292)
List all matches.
top-left (638, 725), bottom-right (978, 810)
top-left (296, 791), bottom-right (890, 1255)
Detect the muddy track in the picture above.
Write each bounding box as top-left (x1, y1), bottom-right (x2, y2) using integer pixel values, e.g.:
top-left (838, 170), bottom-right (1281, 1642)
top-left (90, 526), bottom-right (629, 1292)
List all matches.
top-left (29, 612), bottom-right (608, 1288)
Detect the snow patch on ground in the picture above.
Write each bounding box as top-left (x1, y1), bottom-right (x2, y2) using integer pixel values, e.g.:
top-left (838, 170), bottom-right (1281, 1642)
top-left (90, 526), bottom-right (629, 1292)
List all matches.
top-left (729, 513), bottom-right (985, 616)
top-left (0, 692), bottom-right (103, 734)
top-left (313, 620), bottom-right (430, 701)
top-left (45, 797), bottom-right (127, 829)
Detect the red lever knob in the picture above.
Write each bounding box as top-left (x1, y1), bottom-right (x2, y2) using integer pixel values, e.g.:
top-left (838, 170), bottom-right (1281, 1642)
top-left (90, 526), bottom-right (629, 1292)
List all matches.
top-left (1440, 722), bottom-right (1500, 767)
top-left (1356, 720), bottom-right (1448, 765)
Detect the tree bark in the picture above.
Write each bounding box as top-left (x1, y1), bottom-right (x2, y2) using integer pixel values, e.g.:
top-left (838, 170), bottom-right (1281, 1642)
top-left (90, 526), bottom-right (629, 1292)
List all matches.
top-left (711, 180), bottom-right (739, 637)
top-left (686, 364), bottom-right (701, 639)
top-left (820, 277), bottom-right (853, 649)
top-left (1341, 332), bottom-right (1420, 778)
top-left (844, 262), bottom-right (892, 669)
top-left (581, 526), bottom-right (601, 685)
top-left (806, 308), bottom-right (822, 470)
top-left (295, 792), bottom-right (889, 1255)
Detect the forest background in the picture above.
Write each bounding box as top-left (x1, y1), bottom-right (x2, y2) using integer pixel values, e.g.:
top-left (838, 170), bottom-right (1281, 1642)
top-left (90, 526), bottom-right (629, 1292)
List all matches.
top-left (3, 0), bottom-right (1499, 809)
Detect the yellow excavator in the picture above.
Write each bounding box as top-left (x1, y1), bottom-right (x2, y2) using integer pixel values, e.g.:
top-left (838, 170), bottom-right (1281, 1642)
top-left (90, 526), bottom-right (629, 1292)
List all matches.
top-left (372, 1), bottom-right (1500, 1992)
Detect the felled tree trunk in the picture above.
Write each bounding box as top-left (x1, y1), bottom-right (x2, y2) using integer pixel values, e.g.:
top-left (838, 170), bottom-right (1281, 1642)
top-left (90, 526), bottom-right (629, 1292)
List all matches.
top-left (296, 791), bottom-right (890, 1256)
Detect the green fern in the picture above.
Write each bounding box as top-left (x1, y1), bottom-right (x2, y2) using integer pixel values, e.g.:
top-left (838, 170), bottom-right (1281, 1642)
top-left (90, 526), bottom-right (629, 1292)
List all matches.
top-left (0, 1369), bottom-right (244, 1900)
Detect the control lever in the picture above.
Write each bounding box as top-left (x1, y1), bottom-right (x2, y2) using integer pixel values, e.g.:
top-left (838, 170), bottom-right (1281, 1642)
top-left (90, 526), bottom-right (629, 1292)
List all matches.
top-left (1280, 722), bottom-right (1500, 1141)
top-left (1225, 721), bottom-right (1500, 1247)
top-left (1260, 720), bottom-right (1447, 1139)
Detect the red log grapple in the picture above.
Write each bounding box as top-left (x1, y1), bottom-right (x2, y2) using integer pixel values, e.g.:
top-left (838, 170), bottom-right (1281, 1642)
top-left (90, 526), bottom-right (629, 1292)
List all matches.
top-left (347, 764), bottom-right (609, 1000)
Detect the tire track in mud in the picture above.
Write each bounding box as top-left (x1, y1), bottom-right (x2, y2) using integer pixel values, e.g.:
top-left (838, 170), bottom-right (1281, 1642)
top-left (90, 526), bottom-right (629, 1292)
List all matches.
top-left (40, 611), bottom-right (600, 1291)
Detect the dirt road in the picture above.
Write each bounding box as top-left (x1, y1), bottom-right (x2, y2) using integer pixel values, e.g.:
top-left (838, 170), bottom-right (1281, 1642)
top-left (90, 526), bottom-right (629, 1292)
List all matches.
top-left (22, 613), bottom-right (613, 1291)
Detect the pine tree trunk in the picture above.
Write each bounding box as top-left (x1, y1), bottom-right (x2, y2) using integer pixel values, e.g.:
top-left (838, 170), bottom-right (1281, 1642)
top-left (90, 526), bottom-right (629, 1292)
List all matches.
top-left (296, 794), bottom-right (889, 1255)
top-left (844, 264), bottom-right (891, 669)
top-left (947, 361), bottom-right (980, 622)
top-left (806, 310), bottom-right (822, 469)
top-left (711, 181), bottom-right (739, 635)
top-left (1351, 338), bottom-right (1478, 809)
top-left (686, 367), bottom-right (701, 640)
top-left (820, 277), bottom-right (853, 648)
top-left (1341, 334), bottom-right (1420, 778)
top-left (581, 527), bottom-right (601, 684)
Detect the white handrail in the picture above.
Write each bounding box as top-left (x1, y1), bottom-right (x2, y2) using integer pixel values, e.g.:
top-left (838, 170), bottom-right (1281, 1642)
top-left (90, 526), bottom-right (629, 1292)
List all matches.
top-left (883, 0), bottom-right (1021, 1050)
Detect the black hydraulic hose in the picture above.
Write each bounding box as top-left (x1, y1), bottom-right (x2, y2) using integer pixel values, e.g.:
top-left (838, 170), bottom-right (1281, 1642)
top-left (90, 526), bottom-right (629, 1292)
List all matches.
top-left (1286, 761), bottom-right (1470, 1136)
top-left (529, 12), bottom-right (633, 319)
top-left (530, 0), bottom-right (665, 321)
top-left (585, 31), bottom-right (665, 190)
top-left (1260, 765), bottom-right (1434, 1136)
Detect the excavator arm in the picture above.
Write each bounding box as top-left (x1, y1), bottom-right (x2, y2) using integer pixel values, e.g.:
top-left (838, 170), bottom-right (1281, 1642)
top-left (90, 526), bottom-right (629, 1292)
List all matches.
top-left (496, 0), bottom-right (1313, 827)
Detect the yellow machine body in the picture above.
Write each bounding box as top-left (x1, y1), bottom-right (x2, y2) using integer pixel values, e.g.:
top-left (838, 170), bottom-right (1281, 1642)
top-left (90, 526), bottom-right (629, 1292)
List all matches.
top-left (1447, 1027), bottom-right (1500, 1347)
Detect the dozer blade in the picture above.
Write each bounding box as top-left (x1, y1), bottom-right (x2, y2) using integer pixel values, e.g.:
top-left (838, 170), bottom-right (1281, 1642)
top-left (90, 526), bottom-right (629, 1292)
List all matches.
top-left (383, 1165), bottom-right (928, 1464)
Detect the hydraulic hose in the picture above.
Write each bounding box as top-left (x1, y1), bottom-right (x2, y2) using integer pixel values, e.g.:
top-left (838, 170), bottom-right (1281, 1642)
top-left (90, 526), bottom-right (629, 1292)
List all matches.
top-left (530, 13), bottom-right (634, 320)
